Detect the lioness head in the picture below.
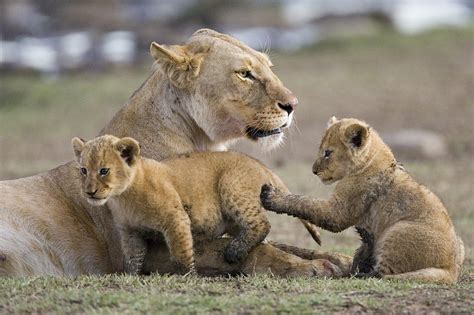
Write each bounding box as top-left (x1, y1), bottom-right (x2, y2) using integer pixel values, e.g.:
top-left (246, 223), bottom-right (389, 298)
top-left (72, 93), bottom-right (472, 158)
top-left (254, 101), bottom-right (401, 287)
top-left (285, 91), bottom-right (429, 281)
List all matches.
top-left (312, 117), bottom-right (375, 184)
top-left (150, 28), bottom-right (298, 149)
top-left (71, 135), bottom-right (140, 206)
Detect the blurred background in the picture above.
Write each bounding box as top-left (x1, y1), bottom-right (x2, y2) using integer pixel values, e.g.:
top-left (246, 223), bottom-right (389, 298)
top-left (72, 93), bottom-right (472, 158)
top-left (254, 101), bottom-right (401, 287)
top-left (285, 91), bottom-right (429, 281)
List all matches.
top-left (1, 0), bottom-right (473, 269)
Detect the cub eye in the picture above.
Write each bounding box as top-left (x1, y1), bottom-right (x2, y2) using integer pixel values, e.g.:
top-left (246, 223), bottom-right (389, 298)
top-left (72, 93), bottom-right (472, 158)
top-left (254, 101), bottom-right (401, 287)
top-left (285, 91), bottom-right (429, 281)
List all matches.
top-left (324, 149), bottom-right (333, 159)
top-left (99, 168), bottom-right (110, 176)
top-left (236, 70), bottom-right (255, 80)
top-left (80, 167), bottom-right (87, 176)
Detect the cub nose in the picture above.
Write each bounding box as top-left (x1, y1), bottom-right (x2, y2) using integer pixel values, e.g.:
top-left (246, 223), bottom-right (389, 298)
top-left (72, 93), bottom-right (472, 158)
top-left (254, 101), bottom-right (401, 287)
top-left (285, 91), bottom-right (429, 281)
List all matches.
top-left (312, 162), bottom-right (320, 175)
top-left (86, 189), bottom-right (98, 197)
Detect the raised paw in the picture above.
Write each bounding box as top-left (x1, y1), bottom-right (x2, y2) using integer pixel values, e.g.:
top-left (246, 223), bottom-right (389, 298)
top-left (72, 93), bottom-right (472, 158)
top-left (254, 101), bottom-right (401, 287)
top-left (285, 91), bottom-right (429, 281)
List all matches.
top-left (260, 184), bottom-right (283, 212)
top-left (224, 244), bottom-right (248, 264)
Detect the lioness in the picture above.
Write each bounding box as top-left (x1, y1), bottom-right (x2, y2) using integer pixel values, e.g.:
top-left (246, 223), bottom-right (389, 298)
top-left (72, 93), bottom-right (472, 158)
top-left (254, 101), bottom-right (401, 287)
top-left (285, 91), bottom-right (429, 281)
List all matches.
top-left (261, 117), bottom-right (465, 283)
top-left (0, 29), bottom-right (351, 277)
top-left (71, 135), bottom-right (337, 276)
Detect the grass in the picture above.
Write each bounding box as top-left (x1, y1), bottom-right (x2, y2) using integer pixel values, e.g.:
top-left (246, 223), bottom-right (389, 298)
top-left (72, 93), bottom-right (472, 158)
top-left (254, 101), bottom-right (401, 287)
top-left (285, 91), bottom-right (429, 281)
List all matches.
top-left (1, 273), bottom-right (473, 314)
top-left (1, 27), bottom-right (473, 313)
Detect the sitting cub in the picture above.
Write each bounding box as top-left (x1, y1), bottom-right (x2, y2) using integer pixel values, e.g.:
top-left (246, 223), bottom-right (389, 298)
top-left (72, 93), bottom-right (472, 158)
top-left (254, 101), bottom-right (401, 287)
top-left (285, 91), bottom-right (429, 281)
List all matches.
top-left (71, 135), bottom-right (319, 274)
top-left (261, 117), bottom-right (464, 283)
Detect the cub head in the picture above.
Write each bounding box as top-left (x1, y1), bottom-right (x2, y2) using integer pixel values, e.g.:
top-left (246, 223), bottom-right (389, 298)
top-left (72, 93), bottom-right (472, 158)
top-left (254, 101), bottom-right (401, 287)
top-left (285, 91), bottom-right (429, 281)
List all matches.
top-left (312, 117), bottom-right (373, 184)
top-left (150, 28), bottom-right (298, 150)
top-left (71, 135), bottom-right (141, 206)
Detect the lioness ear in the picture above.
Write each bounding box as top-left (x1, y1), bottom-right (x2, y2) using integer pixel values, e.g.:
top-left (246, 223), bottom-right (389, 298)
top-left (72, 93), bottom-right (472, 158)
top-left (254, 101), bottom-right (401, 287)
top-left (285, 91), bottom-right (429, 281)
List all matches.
top-left (150, 42), bottom-right (187, 64)
top-left (327, 116), bottom-right (339, 128)
top-left (150, 42), bottom-right (205, 88)
top-left (114, 137), bottom-right (140, 166)
top-left (71, 137), bottom-right (85, 163)
top-left (343, 123), bottom-right (370, 149)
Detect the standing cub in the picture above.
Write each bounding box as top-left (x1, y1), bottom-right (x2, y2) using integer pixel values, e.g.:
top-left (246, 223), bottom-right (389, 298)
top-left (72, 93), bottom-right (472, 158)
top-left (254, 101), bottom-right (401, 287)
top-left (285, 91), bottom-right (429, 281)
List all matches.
top-left (261, 117), bottom-right (464, 283)
top-left (72, 135), bottom-right (319, 274)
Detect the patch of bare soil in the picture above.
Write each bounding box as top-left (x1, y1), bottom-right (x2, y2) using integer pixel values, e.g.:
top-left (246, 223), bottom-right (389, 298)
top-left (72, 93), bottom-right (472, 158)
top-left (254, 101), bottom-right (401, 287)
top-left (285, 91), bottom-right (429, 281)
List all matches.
top-left (335, 287), bottom-right (473, 315)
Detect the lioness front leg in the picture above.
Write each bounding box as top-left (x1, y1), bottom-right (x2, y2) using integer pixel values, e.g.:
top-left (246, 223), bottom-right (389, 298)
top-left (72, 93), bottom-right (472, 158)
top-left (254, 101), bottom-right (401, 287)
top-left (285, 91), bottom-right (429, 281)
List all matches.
top-left (118, 226), bottom-right (147, 275)
top-left (260, 184), bottom-right (359, 233)
top-left (144, 238), bottom-right (344, 278)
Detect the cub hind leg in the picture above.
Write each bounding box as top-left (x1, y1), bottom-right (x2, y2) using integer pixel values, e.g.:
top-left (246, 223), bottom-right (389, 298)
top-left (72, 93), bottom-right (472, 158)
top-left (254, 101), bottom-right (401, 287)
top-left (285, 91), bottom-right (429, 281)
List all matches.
top-left (371, 222), bottom-right (459, 284)
top-left (219, 175), bottom-right (271, 264)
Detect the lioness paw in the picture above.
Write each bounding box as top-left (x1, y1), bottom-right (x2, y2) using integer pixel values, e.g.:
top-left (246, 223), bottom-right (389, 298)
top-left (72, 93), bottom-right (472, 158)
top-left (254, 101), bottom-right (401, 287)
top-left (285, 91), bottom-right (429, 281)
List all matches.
top-left (310, 259), bottom-right (343, 278)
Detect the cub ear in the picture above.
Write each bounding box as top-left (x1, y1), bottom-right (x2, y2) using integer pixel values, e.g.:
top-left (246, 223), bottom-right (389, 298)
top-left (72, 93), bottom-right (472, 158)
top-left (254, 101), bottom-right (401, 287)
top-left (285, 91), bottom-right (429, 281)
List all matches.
top-left (71, 137), bottom-right (85, 163)
top-left (343, 123), bottom-right (370, 149)
top-left (327, 116), bottom-right (339, 128)
top-left (150, 42), bottom-right (205, 88)
top-left (114, 137), bottom-right (140, 166)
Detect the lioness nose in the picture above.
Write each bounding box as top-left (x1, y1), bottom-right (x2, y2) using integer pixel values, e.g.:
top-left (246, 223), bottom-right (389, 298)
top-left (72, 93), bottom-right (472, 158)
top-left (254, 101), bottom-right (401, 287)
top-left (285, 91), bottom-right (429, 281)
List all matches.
top-left (86, 189), bottom-right (98, 197)
top-left (278, 95), bottom-right (298, 115)
top-left (278, 102), bottom-right (294, 115)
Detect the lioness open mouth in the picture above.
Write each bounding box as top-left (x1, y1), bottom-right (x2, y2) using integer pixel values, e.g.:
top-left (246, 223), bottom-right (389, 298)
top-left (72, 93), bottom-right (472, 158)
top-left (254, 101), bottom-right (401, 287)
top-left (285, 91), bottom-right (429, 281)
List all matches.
top-left (246, 127), bottom-right (283, 140)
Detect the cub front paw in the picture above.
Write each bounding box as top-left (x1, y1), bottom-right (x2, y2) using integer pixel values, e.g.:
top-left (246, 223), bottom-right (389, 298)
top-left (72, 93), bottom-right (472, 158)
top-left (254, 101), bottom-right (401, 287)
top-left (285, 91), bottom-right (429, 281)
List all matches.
top-left (260, 184), bottom-right (279, 211)
top-left (224, 245), bottom-right (248, 264)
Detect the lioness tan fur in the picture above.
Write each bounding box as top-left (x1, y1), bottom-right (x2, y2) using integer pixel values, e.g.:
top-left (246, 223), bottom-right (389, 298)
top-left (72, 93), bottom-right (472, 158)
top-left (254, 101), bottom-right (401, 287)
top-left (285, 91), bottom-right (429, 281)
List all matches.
top-left (261, 117), bottom-right (465, 284)
top-left (0, 29), bottom-right (351, 277)
top-left (70, 135), bottom-right (338, 276)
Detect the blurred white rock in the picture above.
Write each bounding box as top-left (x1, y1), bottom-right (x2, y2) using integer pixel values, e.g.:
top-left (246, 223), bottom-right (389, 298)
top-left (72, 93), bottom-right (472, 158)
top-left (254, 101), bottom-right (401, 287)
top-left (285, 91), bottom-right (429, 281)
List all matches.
top-left (17, 37), bottom-right (58, 73)
top-left (59, 32), bottom-right (92, 69)
top-left (383, 129), bottom-right (448, 159)
top-left (0, 41), bottom-right (18, 65)
top-left (101, 31), bottom-right (136, 64)
top-left (391, 0), bottom-right (471, 34)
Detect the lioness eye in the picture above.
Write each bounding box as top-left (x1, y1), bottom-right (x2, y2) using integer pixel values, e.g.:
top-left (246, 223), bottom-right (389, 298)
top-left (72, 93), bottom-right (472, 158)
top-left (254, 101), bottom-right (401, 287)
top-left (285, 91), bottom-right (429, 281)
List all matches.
top-left (80, 167), bottom-right (87, 176)
top-left (99, 168), bottom-right (110, 176)
top-left (237, 70), bottom-right (254, 80)
top-left (324, 149), bottom-right (332, 159)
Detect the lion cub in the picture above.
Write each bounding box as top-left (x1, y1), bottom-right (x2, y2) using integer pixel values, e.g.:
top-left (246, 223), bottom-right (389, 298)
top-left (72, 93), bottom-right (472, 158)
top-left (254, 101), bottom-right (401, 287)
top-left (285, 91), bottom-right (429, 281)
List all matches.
top-left (261, 117), bottom-right (465, 283)
top-left (71, 135), bottom-right (318, 275)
